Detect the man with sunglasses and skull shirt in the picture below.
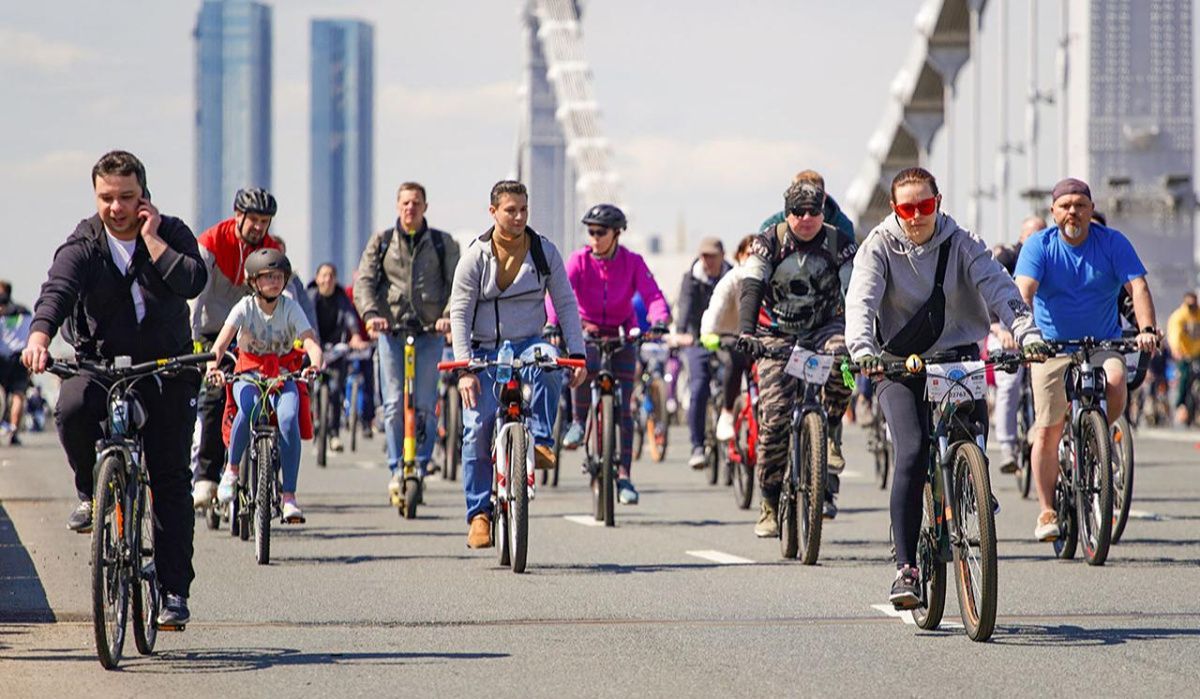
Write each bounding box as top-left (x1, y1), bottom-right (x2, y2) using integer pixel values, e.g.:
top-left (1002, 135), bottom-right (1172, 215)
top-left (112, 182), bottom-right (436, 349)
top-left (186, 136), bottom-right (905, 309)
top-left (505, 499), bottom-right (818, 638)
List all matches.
top-left (738, 177), bottom-right (857, 535)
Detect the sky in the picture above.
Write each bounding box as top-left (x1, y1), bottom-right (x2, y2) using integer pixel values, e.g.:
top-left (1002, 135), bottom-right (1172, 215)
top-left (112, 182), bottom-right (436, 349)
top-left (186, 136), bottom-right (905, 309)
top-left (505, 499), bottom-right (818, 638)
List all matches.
top-left (2, 1), bottom-right (1196, 304)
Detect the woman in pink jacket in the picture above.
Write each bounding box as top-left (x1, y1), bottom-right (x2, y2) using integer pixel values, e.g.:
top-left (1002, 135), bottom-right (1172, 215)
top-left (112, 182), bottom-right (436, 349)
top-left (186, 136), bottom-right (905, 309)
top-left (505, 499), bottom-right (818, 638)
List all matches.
top-left (546, 204), bottom-right (670, 504)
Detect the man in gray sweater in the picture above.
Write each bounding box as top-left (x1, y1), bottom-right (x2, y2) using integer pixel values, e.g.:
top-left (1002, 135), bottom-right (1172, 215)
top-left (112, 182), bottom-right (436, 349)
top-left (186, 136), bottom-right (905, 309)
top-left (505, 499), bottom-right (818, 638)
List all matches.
top-left (448, 180), bottom-right (587, 548)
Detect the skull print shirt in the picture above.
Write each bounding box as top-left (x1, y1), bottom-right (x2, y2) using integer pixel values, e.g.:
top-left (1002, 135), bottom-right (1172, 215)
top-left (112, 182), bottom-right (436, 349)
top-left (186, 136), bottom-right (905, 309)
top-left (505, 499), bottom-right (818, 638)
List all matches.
top-left (738, 222), bottom-right (857, 340)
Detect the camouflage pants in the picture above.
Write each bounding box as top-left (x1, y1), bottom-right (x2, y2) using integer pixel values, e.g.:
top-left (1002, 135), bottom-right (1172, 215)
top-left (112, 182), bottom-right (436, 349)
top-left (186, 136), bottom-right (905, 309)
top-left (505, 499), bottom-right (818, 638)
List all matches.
top-left (756, 331), bottom-right (852, 500)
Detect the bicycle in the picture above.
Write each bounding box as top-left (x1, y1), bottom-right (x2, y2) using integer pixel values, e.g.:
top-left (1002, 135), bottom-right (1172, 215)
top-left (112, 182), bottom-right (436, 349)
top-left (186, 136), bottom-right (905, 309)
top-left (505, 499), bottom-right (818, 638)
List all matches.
top-left (701, 350), bottom-right (729, 487)
top-left (437, 349), bottom-right (463, 482)
top-left (543, 385), bottom-right (568, 487)
top-left (1045, 337), bottom-right (1142, 565)
top-left (47, 351), bottom-right (213, 669)
top-left (864, 393), bottom-right (892, 491)
top-left (631, 339), bottom-right (671, 463)
top-left (726, 350), bottom-right (759, 510)
top-left (1013, 368), bottom-right (1034, 499)
top-left (439, 346), bottom-right (583, 573)
top-left (313, 342), bottom-right (353, 467)
top-left (220, 368), bottom-right (310, 565)
top-left (342, 346), bottom-right (373, 453)
top-left (1111, 346), bottom-right (1147, 544)
top-left (742, 339), bottom-right (844, 565)
top-left (701, 334), bottom-right (748, 495)
top-left (874, 349), bottom-right (1022, 642)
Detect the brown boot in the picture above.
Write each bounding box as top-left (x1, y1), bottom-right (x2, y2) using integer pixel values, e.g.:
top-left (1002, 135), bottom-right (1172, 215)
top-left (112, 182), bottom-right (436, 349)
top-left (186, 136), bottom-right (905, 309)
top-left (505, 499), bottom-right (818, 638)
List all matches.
top-left (467, 514), bottom-right (493, 548)
top-left (534, 444), bottom-right (556, 471)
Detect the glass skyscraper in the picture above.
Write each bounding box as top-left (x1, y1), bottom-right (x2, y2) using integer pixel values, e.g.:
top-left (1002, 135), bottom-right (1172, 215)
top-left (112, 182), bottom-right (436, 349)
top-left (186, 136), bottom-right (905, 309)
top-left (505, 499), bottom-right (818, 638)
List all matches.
top-left (310, 19), bottom-right (374, 279)
top-left (194, 0), bottom-right (272, 233)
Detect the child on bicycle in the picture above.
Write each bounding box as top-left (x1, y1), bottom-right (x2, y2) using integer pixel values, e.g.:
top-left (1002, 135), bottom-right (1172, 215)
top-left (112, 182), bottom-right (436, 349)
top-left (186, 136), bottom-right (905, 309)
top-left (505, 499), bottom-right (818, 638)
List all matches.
top-left (548, 203), bottom-right (671, 506)
top-left (206, 248), bottom-right (323, 522)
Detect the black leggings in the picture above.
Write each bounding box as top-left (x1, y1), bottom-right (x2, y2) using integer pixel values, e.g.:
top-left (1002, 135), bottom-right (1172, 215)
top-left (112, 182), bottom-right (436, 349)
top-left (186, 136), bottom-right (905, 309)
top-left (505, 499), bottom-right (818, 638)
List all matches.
top-left (722, 350), bottom-right (750, 411)
top-left (877, 375), bottom-right (987, 568)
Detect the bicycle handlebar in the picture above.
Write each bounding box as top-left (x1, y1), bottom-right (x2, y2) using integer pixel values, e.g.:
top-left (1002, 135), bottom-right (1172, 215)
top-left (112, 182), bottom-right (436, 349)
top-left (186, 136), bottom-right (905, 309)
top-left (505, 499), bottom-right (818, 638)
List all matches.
top-left (46, 352), bottom-right (215, 379)
top-left (438, 357), bottom-right (586, 373)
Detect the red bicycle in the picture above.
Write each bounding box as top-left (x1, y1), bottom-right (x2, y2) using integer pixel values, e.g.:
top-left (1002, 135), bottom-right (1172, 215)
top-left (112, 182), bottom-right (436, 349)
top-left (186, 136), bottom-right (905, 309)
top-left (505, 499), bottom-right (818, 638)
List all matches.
top-left (727, 361), bottom-right (759, 510)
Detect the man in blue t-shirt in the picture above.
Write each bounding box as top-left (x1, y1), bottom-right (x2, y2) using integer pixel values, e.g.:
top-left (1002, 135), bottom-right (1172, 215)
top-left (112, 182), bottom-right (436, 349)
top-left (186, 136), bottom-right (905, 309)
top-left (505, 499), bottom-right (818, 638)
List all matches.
top-left (1014, 177), bottom-right (1160, 543)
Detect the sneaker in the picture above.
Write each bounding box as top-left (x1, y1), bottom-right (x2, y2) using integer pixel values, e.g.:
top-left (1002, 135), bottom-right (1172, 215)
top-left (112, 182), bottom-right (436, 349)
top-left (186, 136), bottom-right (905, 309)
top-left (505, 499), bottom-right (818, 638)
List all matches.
top-left (467, 514), bottom-right (492, 548)
top-left (281, 496), bottom-right (305, 523)
top-left (999, 443), bottom-right (1019, 474)
top-left (329, 435), bottom-right (344, 453)
top-left (562, 422), bottom-right (585, 449)
top-left (217, 468), bottom-right (238, 505)
top-left (822, 491), bottom-right (838, 520)
top-left (754, 498), bottom-right (779, 538)
top-left (67, 499), bottom-right (93, 532)
top-left (715, 410), bottom-right (736, 442)
top-left (156, 593), bottom-right (190, 628)
top-left (1035, 510), bottom-right (1060, 541)
top-left (826, 440), bottom-right (846, 473)
top-left (192, 480), bottom-right (217, 509)
top-left (688, 446), bottom-right (706, 470)
top-left (534, 444), bottom-right (556, 471)
top-left (388, 471), bottom-right (402, 497)
top-left (617, 478), bottom-right (639, 505)
top-left (889, 566), bottom-right (921, 609)
top-left (7, 431), bottom-right (20, 446)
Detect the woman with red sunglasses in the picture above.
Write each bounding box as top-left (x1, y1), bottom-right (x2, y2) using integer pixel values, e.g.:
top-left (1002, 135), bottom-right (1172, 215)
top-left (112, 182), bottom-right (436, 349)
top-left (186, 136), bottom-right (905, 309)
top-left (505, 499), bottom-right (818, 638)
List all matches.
top-left (844, 167), bottom-right (1049, 609)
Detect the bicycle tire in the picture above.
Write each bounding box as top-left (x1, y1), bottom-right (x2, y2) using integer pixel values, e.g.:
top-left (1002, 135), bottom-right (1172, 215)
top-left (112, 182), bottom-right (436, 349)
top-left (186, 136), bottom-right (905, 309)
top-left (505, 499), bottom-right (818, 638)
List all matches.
top-left (731, 396), bottom-right (754, 510)
top-left (548, 392), bottom-right (565, 488)
top-left (316, 382), bottom-right (329, 467)
top-left (1111, 416), bottom-right (1135, 544)
top-left (705, 398), bottom-right (720, 486)
top-left (509, 426), bottom-right (530, 573)
top-left (950, 442), bottom-right (998, 642)
top-left (130, 484), bottom-right (158, 655)
top-left (873, 419), bottom-right (890, 491)
top-left (1015, 395), bottom-right (1033, 499)
top-left (496, 467), bottom-right (510, 566)
top-left (601, 394), bottom-right (616, 527)
top-left (255, 435), bottom-right (274, 565)
top-left (1077, 410), bottom-right (1113, 565)
top-left (349, 381), bottom-right (360, 453)
top-left (446, 387), bottom-right (462, 482)
top-left (403, 477), bottom-right (419, 519)
top-left (631, 380), bottom-right (646, 462)
top-left (205, 502), bottom-right (220, 530)
top-left (648, 378), bottom-right (668, 463)
top-left (912, 480), bottom-right (947, 630)
top-left (779, 421), bottom-right (800, 559)
top-left (798, 411), bottom-right (826, 565)
top-left (1052, 478), bottom-right (1078, 560)
top-left (238, 444), bottom-right (253, 541)
top-left (92, 454), bottom-right (128, 670)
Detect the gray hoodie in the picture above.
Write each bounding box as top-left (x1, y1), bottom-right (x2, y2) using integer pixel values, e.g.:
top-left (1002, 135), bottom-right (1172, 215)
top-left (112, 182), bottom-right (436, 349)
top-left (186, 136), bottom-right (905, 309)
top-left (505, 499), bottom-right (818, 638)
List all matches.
top-left (448, 228), bottom-right (585, 361)
top-left (846, 212), bottom-right (1041, 359)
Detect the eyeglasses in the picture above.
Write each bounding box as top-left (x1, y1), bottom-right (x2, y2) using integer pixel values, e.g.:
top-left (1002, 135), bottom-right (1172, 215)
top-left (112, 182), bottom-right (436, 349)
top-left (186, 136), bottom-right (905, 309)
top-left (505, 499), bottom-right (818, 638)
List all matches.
top-left (587, 227), bottom-right (612, 238)
top-left (788, 205), bottom-right (823, 219)
top-left (894, 196), bottom-right (938, 220)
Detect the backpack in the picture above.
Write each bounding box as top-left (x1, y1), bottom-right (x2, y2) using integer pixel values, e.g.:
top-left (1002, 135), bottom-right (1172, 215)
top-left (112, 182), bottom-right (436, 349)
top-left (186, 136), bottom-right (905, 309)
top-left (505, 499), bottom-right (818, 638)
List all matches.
top-left (479, 227), bottom-right (552, 282)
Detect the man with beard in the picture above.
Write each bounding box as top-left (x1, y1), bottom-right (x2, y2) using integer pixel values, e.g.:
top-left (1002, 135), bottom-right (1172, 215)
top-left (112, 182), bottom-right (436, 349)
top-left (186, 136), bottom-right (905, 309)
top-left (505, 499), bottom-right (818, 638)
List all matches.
top-left (1015, 177), bottom-right (1160, 542)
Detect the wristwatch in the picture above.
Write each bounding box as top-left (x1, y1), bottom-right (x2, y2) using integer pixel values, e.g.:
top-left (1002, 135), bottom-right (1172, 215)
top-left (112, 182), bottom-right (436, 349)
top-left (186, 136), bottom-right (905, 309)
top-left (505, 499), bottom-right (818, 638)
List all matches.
top-left (1141, 326), bottom-right (1160, 336)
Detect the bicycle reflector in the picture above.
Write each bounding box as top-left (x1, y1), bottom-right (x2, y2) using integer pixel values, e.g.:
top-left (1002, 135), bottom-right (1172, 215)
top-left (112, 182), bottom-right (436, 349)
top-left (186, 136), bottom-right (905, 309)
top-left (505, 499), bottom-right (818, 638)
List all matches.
top-left (598, 375), bottom-right (614, 391)
top-left (905, 355), bottom-right (924, 374)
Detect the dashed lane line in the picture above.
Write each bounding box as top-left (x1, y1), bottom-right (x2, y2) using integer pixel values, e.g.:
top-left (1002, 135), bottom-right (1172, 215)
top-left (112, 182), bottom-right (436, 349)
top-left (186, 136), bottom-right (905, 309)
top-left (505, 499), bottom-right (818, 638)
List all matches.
top-left (563, 515), bottom-right (605, 527)
top-left (685, 550), bottom-right (755, 565)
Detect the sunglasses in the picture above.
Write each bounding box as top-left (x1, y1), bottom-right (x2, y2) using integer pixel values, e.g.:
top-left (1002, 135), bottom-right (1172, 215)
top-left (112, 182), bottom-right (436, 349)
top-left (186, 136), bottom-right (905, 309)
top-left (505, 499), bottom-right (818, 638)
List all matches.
top-left (894, 195), bottom-right (938, 220)
top-left (587, 227), bottom-right (613, 238)
top-left (788, 205), bottom-right (823, 219)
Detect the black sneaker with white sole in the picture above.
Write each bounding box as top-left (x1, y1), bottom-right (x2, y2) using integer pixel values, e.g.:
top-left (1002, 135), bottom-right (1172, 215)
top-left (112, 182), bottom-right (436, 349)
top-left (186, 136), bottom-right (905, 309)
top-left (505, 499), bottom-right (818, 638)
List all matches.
top-left (67, 500), bottom-right (93, 532)
top-left (889, 565), bottom-right (921, 610)
top-left (156, 593), bottom-right (190, 629)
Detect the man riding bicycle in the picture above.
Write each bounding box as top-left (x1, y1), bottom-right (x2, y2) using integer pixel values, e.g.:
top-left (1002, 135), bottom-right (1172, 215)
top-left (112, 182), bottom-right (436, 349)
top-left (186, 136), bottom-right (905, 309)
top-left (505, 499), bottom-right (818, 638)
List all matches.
top-left (353, 182), bottom-right (460, 499)
top-left (22, 150), bottom-right (207, 627)
top-left (1014, 178), bottom-right (1159, 542)
top-left (1167, 290), bottom-right (1200, 426)
top-left (448, 180), bottom-right (586, 548)
top-left (307, 262), bottom-right (370, 452)
top-left (738, 176), bottom-right (857, 532)
top-left (551, 203), bottom-right (671, 505)
top-left (675, 237), bottom-right (731, 468)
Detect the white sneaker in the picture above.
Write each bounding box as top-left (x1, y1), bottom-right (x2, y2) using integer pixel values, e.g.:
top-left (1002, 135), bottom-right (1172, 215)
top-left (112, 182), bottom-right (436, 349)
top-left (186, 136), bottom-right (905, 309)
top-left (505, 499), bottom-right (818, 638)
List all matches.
top-left (715, 410), bottom-right (736, 442)
top-left (329, 436), bottom-right (344, 453)
top-left (192, 480), bottom-right (217, 509)
top-left (217, 469), bottom-right (238, 505)
top-left (281, 498), bottom-right (305, 523)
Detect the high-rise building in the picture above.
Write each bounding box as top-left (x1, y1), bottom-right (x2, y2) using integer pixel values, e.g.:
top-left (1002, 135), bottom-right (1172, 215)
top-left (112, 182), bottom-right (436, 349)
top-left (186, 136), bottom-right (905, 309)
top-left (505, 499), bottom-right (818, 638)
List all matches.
top-left (194, 0), bottom-right (273, 233)
top-left (310, 19), bottom-right (374, 279)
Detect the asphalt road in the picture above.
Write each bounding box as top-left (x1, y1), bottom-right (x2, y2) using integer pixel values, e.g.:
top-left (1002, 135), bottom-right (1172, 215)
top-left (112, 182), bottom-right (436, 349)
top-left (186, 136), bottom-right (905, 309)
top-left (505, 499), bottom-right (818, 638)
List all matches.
top-left (2, 419), bottom-right (1199, 696)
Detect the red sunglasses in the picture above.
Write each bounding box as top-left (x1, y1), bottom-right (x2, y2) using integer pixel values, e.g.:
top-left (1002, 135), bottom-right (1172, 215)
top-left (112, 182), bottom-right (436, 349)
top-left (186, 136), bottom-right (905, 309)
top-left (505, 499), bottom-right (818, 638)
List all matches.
top-left (894, 196), bottom-right (938, 220)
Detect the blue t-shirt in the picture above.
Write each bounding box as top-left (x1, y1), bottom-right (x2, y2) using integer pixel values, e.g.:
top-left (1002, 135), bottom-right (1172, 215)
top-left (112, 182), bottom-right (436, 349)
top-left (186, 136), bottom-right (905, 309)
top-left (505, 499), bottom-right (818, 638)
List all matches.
top-left (1014, 223), bottom-right (1146, 341)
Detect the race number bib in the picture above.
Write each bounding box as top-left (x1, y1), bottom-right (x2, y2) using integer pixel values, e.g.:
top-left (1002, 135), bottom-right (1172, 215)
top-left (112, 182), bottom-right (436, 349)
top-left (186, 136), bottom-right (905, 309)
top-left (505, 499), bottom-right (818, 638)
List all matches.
top-left (784, 348), bottom-right (836, 384)
top-left (926, 361), bottom-right (986, 404)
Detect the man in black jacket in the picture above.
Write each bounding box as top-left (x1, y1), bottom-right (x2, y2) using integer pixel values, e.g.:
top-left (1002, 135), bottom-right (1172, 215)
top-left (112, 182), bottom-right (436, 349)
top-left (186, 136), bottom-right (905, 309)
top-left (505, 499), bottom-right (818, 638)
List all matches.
top-left (307, 262), bottom-right (370, 452)
top-left (675, 237), bottom-right (731, 467)
top-left (22, 150), bottom-right (207, 627)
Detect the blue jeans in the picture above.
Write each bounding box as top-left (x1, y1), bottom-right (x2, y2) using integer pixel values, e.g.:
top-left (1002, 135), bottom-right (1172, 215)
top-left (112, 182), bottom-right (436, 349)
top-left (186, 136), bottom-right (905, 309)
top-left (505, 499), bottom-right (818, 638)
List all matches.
top-left (462, 338), bottom-right (564, 522)
top-left (377, 332), bottom-right (443, 474)
top-left (229, 380), bottom-right (302, 493)
top-left (683, 347), bottom-right (714, 449)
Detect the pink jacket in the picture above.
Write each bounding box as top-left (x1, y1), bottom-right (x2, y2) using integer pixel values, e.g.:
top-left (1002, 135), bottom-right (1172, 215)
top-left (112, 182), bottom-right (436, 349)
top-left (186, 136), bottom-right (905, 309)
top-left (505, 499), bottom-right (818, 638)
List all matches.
top-left (546, 246), bottom-right (671, 335)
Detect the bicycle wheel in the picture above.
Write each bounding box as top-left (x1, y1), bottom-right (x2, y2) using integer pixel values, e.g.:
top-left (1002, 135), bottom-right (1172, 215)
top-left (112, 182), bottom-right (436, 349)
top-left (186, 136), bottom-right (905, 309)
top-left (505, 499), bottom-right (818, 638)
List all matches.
top-left (779, 422), bottom-right (800, 560)
top-left (950, 443), bottom-right (998, 642)
top-left (548, 392), bottom-right (565, 488)
top-left (1015, 395), bottom-right (1033, 498)
top-left (872, 419), bottom-right (890, 490)
top-left (631, 380), bottom-right (646, 462)
top-left (705, 398), bottom-right (720, 486)
top-left (912, 480), bottom-right (947, 630)
top-left (509, 427), bottom-right (530, 573)
top-left (316, 382), bottom-right (329, 467)
top-left (92, 455), bottom-right (128, 669)
top-left (1111, 416), bottom-right (1135, 544)
top-left (445, 387), bottom-right (462, 482)
top-left (205, 501), bottom-right (220, 530)
top-left (600, 394), bottom-right (616, 527)
top-left (797, 411), bottom-right (826, 566)
top-left (496, 465), bottom-right (510, 566)
top-left (731, 396), bottom-right (754, 510)
top-left (255, 435), bottom-right (274, 565)
top-left (1076, 410), bottom-right (1113, 565)
top-left (130, 484), bottom-right (159, 655)
top-left (647, 378), bottom-right (668, 463)
top-left (403, 476), bottom-right (419, 519)
top-left (349, 381), bottom-right (360, 453)
top-left (1052, 476), bottom-right (1078, 559)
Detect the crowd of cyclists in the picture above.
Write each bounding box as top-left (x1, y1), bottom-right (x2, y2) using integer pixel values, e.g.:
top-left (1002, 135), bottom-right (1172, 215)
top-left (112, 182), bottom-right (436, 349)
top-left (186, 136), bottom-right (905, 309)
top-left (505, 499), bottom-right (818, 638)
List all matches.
top-left (12, 148), bottom-right (1200, 634)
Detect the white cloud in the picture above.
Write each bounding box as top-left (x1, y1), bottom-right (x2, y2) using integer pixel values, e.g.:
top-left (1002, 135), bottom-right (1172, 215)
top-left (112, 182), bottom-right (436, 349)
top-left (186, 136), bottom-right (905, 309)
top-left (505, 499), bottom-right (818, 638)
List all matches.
top-left (379, 81), bottom-right (519, 120)
top-left (0, 27), bottom-right (93, 73)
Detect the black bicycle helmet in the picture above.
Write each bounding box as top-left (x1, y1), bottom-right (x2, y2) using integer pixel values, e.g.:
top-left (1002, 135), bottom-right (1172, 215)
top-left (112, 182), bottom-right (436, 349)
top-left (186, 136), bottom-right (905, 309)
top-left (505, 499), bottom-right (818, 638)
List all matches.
top-left (581, 203), bottom-right (627, 230)
top-left (234, 187), bottom-right (278, 216)
top-left (244, 248), bottom-right (292, 286)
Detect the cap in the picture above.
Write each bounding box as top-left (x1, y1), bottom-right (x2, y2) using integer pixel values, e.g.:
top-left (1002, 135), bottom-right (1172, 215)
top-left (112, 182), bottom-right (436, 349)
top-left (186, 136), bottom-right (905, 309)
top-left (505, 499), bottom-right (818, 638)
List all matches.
top-left (698, 237), bottom-right (724, 256)
top-left (1051, 177), bottom-right (1092, 203)
top-left (785, 181), bottom-right (826, 212)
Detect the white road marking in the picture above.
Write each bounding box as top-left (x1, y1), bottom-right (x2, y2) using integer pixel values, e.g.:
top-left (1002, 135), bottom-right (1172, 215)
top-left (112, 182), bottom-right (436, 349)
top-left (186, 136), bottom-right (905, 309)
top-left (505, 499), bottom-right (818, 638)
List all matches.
top-left (870, 603), bottom-right (962, 629)
top-left (685, 550), bottom-right (755, 565)
top-left (1131, 428), bottom-right (1200, 444)
top-left (1127, 509), bottom-right (1166, 521)
top-left (564, 515), bottom-right (605, 527)
top-left (841, 469), bottom-right (866, 480)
